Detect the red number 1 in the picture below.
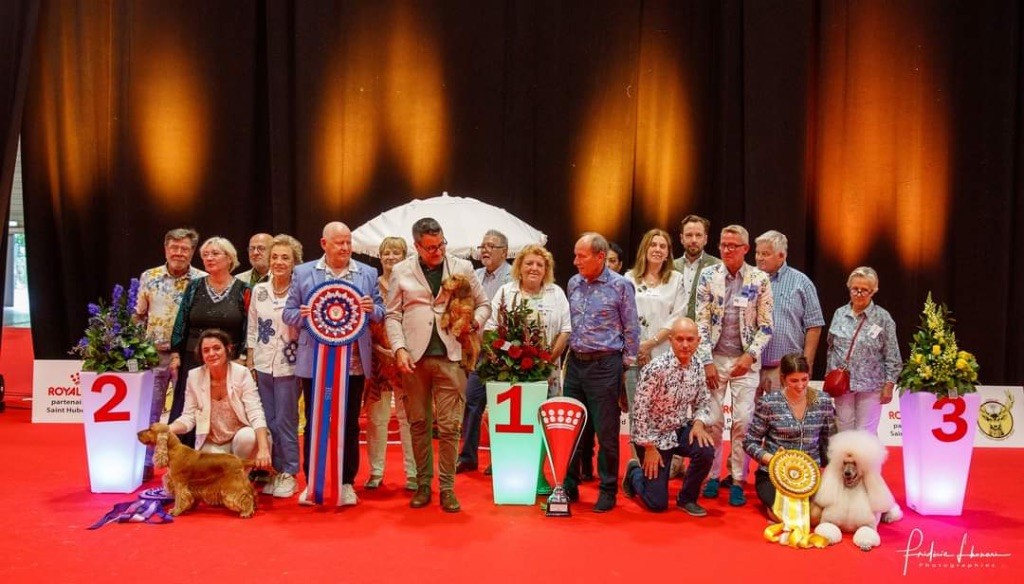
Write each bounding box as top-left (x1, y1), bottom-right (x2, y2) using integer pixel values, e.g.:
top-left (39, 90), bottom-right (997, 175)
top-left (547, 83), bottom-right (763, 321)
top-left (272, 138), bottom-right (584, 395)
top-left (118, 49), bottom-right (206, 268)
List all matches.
top-left (92, 375), bottom-right (131, 423)
top-left (931, 397), bottom-right (968, 443)
top-left (494, 385), bottom-right (534, 434)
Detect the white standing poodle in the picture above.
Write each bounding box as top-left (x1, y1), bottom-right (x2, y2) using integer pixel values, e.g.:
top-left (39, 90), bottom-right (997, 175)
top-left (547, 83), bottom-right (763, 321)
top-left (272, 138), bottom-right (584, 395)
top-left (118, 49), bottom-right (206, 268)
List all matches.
top-left (812, 430), bottom-right (903, 550)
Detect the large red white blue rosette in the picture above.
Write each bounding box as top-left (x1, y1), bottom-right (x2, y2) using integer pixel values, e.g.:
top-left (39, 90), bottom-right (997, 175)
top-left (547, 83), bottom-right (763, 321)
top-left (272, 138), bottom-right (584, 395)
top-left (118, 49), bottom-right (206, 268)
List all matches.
top-left (304, 279), bottom-right (366, 505)
top-left (304, 280), bottom-right (367, 347)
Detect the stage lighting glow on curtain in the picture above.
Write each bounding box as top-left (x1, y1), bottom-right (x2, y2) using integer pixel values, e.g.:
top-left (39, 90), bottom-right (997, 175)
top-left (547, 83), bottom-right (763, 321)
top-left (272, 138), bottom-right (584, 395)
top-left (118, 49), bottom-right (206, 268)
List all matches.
top-left (572, 63), bottom-right (636, 238)
top-left (634, 27), bottom-right (694, 229)
top-left (814, 1), bottom-right (948, 270)
top-left (316, 0), bottom-right (447, 210)
top-left (134, 42), bottom-right (208, 212)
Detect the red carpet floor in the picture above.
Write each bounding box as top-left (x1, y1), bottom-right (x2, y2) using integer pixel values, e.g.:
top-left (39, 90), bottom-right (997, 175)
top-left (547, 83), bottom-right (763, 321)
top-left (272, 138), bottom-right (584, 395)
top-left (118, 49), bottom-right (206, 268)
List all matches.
top-left (1, 328), bottom-right (1021, 582)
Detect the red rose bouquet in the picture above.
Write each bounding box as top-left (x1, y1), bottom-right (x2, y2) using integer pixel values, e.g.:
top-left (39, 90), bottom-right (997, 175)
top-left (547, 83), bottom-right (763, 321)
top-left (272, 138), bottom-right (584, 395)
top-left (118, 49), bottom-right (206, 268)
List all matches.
top-left (477, 291), bottom-right (555, 382)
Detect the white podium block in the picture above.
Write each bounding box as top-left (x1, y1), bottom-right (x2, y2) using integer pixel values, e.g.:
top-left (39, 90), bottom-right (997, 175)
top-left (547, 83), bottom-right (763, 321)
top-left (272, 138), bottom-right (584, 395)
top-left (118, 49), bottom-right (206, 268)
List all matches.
top-left (900, 391), bottom-right (980, 516)
top-left (80, 371), bottom-right (155, 493)
top-left (486, 381), bottom-right (548, 504)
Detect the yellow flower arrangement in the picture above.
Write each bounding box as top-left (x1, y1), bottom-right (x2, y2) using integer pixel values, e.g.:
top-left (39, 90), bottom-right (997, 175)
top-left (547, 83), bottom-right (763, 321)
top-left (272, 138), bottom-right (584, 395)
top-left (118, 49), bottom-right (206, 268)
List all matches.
top-left (898, 293), bottom-right (979, 397)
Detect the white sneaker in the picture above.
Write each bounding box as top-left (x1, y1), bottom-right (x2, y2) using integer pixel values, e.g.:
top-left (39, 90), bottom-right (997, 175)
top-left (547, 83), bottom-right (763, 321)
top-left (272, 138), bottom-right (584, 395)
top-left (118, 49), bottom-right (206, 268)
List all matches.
top-left (262, 474), bottom-right (280, 495)
top-left (273, 473), bottom-right (297, 498)
top-left (298, 487), bottom-right (313, 506)
top-left (341, 484), bottom-right (358, 506)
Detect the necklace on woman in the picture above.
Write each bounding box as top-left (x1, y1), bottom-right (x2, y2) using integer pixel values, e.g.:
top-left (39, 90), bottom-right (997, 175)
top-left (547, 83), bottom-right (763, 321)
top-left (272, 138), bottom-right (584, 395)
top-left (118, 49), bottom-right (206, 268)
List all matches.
top-left (206, 278), bottom-right (232, 303)
top-left (272, 279), bottom-right (291, 297)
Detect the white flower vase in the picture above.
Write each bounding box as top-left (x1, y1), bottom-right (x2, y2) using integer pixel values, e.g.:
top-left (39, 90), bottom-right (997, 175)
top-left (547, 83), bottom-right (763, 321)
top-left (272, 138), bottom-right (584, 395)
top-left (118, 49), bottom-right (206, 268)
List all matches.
top-left (80, 370), bottom-right (155, 493)
top-left (899, 390), bottom-right (980, 516)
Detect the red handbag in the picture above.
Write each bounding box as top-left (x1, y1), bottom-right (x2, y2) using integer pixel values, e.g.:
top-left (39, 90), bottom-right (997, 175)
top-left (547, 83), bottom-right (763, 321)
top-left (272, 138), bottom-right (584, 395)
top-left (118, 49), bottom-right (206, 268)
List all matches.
top-left (823, 316), bottom-right (866, 398)
top-left (822, 367), bottom-right (850, 398)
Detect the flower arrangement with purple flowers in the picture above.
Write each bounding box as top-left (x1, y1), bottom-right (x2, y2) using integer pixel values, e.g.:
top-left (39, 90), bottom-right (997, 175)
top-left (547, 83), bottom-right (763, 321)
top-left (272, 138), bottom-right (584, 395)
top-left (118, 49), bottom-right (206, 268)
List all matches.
top-left (70, 278), bottom-right (159, 372)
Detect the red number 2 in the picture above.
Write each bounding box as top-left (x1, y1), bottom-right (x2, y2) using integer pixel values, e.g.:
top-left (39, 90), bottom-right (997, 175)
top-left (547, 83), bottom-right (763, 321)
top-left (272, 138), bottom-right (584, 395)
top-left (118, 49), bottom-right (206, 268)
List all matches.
top-left (494, 385), bottom-right (534, 434)
top-left (92, 375), bottom-right (131, 423)
top-left (931, 397), bottom-right (968, 443)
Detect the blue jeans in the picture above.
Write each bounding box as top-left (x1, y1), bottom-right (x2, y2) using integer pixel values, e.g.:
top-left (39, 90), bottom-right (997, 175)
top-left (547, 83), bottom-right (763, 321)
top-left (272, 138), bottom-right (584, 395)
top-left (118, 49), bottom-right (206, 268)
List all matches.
top-left (625, 424), bottom-right (714, 511)
top-left (256, 372), bottom-right (300, 475)
top-left (458, 371), bottom-right (486, 467)
top-left (144, 352), bottom-right (173, 467)
top-left (564, 352), bottom-right (623, 495)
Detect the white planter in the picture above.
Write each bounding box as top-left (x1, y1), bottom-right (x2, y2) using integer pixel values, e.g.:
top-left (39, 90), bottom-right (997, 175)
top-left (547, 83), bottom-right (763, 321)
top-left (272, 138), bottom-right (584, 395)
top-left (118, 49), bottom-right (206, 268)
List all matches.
top-left (485, 381), bottom-right (548, 505)
top-left (80, 370), bottom-right (155, 493)
top-left (900, 390), bottom-right (980, 516)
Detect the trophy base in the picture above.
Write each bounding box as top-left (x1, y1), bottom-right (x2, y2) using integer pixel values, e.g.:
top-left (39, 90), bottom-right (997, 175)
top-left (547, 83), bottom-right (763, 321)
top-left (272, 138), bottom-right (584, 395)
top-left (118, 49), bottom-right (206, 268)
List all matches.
top-left (545, 486), bottom-right (572, 517)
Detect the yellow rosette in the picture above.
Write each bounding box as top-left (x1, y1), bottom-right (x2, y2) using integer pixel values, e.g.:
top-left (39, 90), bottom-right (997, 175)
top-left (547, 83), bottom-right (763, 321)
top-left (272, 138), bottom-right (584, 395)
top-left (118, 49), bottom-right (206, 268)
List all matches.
top-left (762, 449), bottom-right (829, 549)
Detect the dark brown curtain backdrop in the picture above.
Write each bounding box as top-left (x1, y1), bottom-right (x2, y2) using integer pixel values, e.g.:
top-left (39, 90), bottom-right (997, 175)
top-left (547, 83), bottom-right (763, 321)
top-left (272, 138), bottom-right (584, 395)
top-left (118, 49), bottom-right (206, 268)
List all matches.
top-left (18, 0), bottom-right (1024, 384)
top-left (0, 0), bottom-right (39, 353)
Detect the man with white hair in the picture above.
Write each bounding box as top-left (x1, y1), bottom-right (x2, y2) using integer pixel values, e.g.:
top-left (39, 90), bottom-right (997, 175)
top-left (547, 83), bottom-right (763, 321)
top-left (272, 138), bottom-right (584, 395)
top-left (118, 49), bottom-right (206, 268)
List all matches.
top-left (284, 221), bottom-right (384, 506)
top-left (694, 224), bottom-right (772, 507)
top-left (457, 229), bottom-right (512, 475)
top-left (754, 230), bottom-right (824, 393)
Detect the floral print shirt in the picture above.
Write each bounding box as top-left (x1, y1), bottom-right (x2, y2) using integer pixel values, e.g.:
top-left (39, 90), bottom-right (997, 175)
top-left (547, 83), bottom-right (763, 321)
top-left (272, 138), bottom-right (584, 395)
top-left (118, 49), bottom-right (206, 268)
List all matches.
top-left (694, 262), bottom-right (773, 366)
top-left (625, 270), bottom-right (686, 360)
top-left (631, 352), bottom-right (713, 450)
top-left (246, 282), bottom-right (299, 377)
top-left (744, 390), bottom-right (837, 467)
top-left (827, 302), bottom-right (901, 392)
top-left (136, 264), bottom-right (206, 350)
top-left (568, 267), bottom-right (641, 360)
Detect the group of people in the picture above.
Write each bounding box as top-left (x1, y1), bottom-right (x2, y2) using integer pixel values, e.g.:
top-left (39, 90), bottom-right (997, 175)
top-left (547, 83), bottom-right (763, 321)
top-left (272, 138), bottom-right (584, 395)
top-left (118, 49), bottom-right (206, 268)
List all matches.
top-left (133, 212), bottom-right (901, 518)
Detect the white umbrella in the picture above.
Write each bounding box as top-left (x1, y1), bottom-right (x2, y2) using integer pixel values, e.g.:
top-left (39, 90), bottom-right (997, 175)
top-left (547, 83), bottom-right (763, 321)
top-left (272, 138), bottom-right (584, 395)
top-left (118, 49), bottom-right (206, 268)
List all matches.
top-left (352, 192), bottom-right (548, 259)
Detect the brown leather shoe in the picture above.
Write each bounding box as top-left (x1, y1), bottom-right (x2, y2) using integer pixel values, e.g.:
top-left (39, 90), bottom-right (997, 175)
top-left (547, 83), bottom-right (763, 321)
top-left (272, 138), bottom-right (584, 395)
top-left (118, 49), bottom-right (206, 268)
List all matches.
top-left (440, 489), bottom-right (461, 513)
top-left (410, 485), bottom-right (432, 508)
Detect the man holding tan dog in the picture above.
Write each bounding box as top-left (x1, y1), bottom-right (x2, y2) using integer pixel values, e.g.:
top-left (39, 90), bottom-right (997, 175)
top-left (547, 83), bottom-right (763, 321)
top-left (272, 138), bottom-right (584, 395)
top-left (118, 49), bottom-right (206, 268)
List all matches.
top-left (386, 217), bottom-right (490, 513)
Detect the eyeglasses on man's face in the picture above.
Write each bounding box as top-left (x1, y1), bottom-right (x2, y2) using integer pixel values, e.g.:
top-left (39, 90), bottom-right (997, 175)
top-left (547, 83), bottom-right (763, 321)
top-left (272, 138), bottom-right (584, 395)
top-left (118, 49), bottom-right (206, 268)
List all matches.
top-left (719, 242), bottom-right (746, 253)
top-left (477, 244), bottom-right (506, 251)
top-left (418, 239), bottom-right (447, 254)
top-left (849, 287), bottom-right (873, 297)
top-left (248, 245), bottom-right (267, 253)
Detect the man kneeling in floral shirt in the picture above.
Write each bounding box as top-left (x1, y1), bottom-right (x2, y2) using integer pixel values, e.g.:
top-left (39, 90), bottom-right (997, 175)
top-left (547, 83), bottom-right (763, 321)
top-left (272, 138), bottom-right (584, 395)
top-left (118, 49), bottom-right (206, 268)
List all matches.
top-left (623, 317), bottom-right (715, 516)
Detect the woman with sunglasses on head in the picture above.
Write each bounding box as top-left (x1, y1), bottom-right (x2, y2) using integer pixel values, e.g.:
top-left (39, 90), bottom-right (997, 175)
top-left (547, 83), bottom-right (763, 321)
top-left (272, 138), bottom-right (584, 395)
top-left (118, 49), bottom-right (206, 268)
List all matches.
top-left (825, 267), bottom-right (901, 434)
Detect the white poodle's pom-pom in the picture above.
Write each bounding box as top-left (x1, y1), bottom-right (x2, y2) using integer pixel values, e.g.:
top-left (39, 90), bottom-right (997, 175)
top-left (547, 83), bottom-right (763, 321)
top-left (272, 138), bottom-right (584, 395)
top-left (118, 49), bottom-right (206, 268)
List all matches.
top-left (853, 526), bottom-right (881, 550)
top-left (814, 522), bottom-right (842, 544)
top-left (882, 504), bottom-right (903, 523)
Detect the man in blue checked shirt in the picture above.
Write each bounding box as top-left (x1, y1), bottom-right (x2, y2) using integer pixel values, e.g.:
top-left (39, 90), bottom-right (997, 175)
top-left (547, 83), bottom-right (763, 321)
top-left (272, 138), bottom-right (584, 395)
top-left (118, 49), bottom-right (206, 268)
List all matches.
top-left (754, 230), bottom-right (824, 394)
top-left (563, 232), bottom-right (641, 513)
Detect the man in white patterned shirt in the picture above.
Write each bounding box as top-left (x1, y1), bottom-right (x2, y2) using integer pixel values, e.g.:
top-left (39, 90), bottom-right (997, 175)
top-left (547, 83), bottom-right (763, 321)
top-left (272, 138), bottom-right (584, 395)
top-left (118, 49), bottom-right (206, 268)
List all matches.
top-left (622, 317), bottom-right (714, 516)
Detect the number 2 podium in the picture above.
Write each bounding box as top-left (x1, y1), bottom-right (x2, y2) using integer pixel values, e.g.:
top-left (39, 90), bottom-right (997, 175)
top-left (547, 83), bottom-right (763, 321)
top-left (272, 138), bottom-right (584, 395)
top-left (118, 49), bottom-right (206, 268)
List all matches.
top-left (80, 371), bottom-right (155, 493)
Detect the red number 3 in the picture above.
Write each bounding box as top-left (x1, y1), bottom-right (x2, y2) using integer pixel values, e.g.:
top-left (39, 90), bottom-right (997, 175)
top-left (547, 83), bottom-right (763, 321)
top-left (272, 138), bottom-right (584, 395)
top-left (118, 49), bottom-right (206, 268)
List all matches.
top-left (495, 385), bottom-right (534, 434)
top-left (92, 375), bottom-right (131, 423)
top-left (931, 397), bottom-right (968, 442)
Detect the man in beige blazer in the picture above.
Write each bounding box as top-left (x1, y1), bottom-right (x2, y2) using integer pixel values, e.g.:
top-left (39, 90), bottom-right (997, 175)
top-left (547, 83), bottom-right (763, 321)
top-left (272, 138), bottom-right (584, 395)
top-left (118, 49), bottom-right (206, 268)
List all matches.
top-left (386, 217), bottom-right (490, 512)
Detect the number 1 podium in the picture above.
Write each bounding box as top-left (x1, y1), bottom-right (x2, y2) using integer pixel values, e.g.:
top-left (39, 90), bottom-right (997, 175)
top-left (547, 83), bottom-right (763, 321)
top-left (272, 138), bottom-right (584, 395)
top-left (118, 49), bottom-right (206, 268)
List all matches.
top-left (485, 381), bottom-right (549, 504)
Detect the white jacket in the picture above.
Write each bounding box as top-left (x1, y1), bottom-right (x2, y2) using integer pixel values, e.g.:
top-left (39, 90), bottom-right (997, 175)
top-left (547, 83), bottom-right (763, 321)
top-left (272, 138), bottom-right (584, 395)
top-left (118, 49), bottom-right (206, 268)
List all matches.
top-left (175, 362), bottom-right (267, 450)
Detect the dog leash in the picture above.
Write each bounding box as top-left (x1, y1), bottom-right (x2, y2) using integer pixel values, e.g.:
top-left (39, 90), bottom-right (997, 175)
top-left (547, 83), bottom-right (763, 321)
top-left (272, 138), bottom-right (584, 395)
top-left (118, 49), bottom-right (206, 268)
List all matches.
top-left (87, 488), bottom-right (175, 529)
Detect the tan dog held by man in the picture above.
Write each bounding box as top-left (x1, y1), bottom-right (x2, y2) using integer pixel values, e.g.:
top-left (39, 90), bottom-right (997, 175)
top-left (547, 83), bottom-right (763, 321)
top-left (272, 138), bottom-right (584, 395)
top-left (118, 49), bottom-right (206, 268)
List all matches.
top-left (137, 422), bottom-right (257, 518)
top-left (440, 274), bottom-right (481, 371)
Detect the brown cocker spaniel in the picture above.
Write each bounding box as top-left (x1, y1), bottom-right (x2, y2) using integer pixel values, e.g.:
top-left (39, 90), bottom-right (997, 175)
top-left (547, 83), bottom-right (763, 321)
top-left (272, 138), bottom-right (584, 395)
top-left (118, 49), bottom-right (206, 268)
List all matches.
top-left (137, 423), bottom-right (257, 518)
top-left (440, 274), bottom-right (481, 371)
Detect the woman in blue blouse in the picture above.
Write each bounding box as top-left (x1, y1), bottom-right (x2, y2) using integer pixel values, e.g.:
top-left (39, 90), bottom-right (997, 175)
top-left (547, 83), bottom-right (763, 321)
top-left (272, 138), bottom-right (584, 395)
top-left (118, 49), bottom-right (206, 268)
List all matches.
top-left (825, 266), bottom-right (901, 434)
top-left (744, 353), bottom-right (837, 517)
